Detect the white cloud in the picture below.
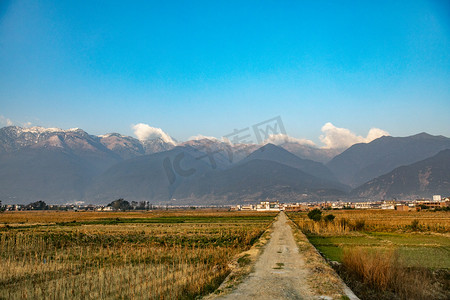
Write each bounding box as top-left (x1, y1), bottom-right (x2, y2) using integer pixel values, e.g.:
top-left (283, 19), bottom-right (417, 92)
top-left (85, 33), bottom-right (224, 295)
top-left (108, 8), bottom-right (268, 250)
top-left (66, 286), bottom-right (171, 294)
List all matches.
top-left (366, 127), bottom-right (389, 142)
top-left (187, 134), bottom-right (220, 141)
top-left (0, 115), bottom-right (13, 126)
top-left (264, 133), bottom-right (316, 147)
top-left (319, 122), bottom-right (389, 149)
top-left (130, 121), bottom-right (388, 150)
top-left (131, 123), bottom-right (176, 144)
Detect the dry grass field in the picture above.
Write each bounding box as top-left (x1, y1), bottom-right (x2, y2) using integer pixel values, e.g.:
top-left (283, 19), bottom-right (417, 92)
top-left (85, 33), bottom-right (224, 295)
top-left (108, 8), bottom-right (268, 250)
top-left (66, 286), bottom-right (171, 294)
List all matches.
top-left (0, 209), bottom-right (255, 224)
top-left (288, 209), bottom-right (450, 299)
top-left (291, 209), bottom-right (450, 235)
top-left (0, 210), bottom-right (276, 299)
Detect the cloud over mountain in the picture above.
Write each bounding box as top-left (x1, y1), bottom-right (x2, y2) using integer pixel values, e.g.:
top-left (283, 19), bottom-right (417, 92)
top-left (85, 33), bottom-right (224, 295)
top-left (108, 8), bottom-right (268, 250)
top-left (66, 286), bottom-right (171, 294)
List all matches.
top-left (132, 123), bottom-right (176, 144)
top-left (187, 134), bottom-right (220, 141)
top-left (263, 123), bottom-right (389, 150)
top-left (319, 122), bottom-right (389, 149)
top-left (131, 121), bottom-right (389, 151)
top-left (0, 116), bottom-right (13, 126)
top-left (264, 134), bottom-right (316, 147)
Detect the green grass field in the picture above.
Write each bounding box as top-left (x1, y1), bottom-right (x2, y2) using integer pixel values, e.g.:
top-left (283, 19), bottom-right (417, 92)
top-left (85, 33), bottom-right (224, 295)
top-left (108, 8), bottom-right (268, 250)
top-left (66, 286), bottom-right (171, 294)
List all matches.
top-left (288, 210), bottom-right (450, 270)
top-left (288, 210), bottom-right (450, 299)
top-left (308, 232), bottom-right (450, 269)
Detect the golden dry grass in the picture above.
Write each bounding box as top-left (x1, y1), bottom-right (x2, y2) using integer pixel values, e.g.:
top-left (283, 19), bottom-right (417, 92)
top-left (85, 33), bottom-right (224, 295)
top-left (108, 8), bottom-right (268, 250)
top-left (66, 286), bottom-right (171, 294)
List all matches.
top-left (288, 210), bottom-right (450, 299)
top-left (0, 210), bottom-right (276, 299)
top-left (341, 247), bottom-right (448, 299)
top-left (0, 209), bottom-right (263, 225)
top-left (289, 209), bottom-right (450, 235)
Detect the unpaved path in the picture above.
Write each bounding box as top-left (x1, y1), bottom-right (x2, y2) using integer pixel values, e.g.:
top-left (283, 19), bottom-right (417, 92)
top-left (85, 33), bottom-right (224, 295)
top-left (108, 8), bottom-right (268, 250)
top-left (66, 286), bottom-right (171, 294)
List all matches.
top-left (217, 212), bottom-right (314, 300)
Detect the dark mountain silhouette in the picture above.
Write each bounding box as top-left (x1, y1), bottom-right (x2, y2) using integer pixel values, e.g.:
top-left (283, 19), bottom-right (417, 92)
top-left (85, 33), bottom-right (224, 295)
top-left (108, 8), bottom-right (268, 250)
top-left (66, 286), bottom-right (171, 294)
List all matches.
top-left (0, 147), bottom-right (104, 203)
top-left (180, 139), bottom-right (258, 169)
top-left (240, 143), bottom-right (338, 182)
top-left (173, 159), bottom-right (348, 204)
top-left (85, 147), bottom-right (212, 203)
top-left (279, 142), bottom-right (343, 163)
top-left (85, 146), bottom-right (348, 204)
top-left (1, 126), bottom-right (448, 204)
top-left (352, 149), bottom-right (450, 200)
top-left (327, 133), bottom-right (450, 187)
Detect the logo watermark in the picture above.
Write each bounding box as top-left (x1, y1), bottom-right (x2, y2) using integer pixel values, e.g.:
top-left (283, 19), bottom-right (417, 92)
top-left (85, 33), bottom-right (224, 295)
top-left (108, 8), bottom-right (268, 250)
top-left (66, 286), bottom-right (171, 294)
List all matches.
top-left (163, 116), bottom-right (288, 185)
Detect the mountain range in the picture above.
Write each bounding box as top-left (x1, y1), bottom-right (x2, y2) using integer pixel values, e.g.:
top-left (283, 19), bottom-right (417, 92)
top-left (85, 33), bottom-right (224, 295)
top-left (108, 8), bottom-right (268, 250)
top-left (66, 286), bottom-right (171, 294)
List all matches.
top-left (352, 149), bottom-right (450, 200)
top-left (327, 133), bottom-right (450, 187)
top-left (0, 126), bottom-right (449, 204)
top-left (84, 143), bottom-right (348, 205)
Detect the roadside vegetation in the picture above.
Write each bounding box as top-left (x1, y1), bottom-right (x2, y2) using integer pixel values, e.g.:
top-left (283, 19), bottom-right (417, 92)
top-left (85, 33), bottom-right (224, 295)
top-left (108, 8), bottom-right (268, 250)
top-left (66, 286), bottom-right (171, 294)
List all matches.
top-left (0, 210), bottom-right (276, 299)
top-left (288, 209), bottom-right (450, 299)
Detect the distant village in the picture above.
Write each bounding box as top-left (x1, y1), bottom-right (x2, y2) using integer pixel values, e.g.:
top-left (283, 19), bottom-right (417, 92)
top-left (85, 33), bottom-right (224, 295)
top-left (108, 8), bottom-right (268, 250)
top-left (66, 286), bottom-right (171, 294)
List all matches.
top-left (0, 199), bottom-right (225, 212)
top-left (232, 195), bottom-right (450, 212)
top-left (1, 195), bottom-right (449, 212)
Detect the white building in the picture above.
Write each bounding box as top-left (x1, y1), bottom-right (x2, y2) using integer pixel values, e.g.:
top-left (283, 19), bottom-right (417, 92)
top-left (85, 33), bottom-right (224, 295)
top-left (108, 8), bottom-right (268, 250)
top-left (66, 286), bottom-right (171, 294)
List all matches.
top-left (381, 200), bottom-right (395, 210)
top-left (240, 204), bottom-right (255, 211)
top-left (433, 195), bottom-right (442, 202)
top-left (256, 201), bottom-right (281, 211)
top-left (354, 202), bottom-right (372, 209)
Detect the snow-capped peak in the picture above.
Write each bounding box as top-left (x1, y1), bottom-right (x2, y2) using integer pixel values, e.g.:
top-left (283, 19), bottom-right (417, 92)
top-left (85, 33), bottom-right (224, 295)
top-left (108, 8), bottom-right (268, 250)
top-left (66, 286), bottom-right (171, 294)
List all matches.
top-left (9, 126), bottom-right (84, 135)
top-left (21, 126), bottom-right (63, 133)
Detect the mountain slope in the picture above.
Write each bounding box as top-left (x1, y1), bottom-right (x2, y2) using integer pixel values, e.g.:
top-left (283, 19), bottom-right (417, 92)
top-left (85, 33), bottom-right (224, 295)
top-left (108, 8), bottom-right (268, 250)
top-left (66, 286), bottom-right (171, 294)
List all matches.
top-left (85, 147), bottom-right (212, 203)
top-left (352, 149), bottom-right (450, 200)
top-left (85, 147), bottom-right (348, 204)
top-left (0, 147), bottom-right (95, 203)
top-left (2, 125), bottom-right (448, 205)
top-left (241, 143), bottom-right (339, 183)
top-left (174, 159), bottom-right (347, 204)
top-left (0, 126), bottom-right (123, 203)
top-left (0, 126), bottom-right (121, 169)
top-left (279, 142), bottom-right (344, 163)
top-left (142, 138), bottom-right (176, 154)
top-left (99, 133), bottom-right (145, 159)
top-left (327, 133), bottom-right (450, 187)
top-left (180, 139), bottom-right (258, 169)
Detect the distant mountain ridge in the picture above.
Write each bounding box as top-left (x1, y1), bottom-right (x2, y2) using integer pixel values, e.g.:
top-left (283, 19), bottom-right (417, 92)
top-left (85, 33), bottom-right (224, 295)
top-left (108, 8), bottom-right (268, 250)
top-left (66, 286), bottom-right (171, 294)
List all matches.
top-left (85, 144), bottom-right (349, 205)
top-left (1, 125), bottom-right (449, 204)
top-left (0, 126), bottom-right (124, 203)
top-left (352, 149), bottom-right (450, 200)
top-left (239, 143), bottom-right (339, 183)
top-left (0, 126), bottom-right (177, 158)
top-left (0, 126), bottom-right (96, 153)
top-left (172, 159), bottom-right (348, 204)
top-left (327, 132), bottom-right (450, 187)
top-left (0, 126), bottom-right (350, 204)
top-left (277, 142), bottom-right (343, 163)
top-left (85, 147), bottom-right (213, 203)
top-left (180, 139), bottom-right (258, 169)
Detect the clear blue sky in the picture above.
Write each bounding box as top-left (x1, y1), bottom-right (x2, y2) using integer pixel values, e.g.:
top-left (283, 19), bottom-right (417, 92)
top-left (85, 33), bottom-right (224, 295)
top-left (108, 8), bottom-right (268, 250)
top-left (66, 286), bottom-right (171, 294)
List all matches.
top-left (1, 0), bottom-right (449, 143)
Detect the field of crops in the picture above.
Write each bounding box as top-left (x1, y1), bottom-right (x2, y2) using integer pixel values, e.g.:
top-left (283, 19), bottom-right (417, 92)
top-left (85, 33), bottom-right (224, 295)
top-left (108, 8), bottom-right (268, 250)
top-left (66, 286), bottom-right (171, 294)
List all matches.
top-left (288, 209), bottom-right (450, 299)
top-left (0, 210), bottom-right (276, 299)
top-left (289, 209), bottom-right (450, 267)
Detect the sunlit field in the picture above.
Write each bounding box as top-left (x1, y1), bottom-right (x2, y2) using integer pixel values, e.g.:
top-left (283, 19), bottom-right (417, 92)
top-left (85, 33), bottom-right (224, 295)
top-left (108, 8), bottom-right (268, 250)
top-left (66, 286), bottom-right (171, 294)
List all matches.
top-left (288, 209), bottom-right (450, 299)
top-left (0, 210), bottom-right (276, 299)
top-left (290, 209), bottom-right (449, 234)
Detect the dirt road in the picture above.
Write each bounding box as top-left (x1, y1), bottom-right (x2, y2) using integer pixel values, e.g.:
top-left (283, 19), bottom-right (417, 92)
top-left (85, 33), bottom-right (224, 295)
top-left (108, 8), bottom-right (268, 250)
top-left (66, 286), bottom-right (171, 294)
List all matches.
top-left (218, 212), bottom-right (315, 299)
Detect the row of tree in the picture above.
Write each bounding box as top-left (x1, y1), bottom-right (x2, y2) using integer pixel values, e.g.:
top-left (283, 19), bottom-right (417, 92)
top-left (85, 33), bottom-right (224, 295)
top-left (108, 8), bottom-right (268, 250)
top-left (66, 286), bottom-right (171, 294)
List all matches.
top-left (307, 208), bottom-right (335, 222)
top-left (0, 200), bottom-right (48, 211)
top-left (0, 199), bottom-right (149, 212)
top-left (106, 199), bottom-right (154, 211)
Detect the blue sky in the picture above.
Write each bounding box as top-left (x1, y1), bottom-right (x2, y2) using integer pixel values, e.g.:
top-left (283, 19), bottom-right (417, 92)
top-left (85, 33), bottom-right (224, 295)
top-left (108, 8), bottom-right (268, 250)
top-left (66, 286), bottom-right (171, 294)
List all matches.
top-left (0, 0), bottom-right (449, 145)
